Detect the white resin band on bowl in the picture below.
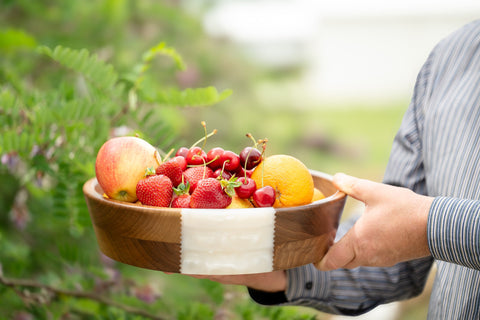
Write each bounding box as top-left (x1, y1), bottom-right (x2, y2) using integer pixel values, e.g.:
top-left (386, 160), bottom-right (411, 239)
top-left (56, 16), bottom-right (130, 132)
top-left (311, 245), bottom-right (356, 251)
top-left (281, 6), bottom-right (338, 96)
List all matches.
top-left (180, 207), bottom-right (276, 275)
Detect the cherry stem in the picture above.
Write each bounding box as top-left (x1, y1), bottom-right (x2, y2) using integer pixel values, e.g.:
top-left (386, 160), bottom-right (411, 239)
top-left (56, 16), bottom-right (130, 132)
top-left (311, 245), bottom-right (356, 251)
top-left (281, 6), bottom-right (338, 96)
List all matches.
top-left (246, 133), bottom-right (258, 148)
top-left (201, 159), bottom-right (208, 180)
top-left (244, 133), bottom-right (259, 178)
top-left (257, 138), bottom-right (268, 188)
top-left (201, 121), bottom-right (207, 149)
top-left (187, 155), bottom-right (219, 168)
top-left (162, 148), bottom-right (175, 162)
top-left (190, 121), bottom-right (217, 149)
top-left (218, 159), bottom-right (232, 180)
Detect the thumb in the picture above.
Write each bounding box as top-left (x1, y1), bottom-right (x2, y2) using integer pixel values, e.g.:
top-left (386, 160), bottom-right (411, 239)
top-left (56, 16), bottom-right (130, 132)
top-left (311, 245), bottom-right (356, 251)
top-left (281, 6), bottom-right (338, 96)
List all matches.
top-left (315, 230), bottom-right (357, 271)
top-left (332, 173), bottom-right (375, 203)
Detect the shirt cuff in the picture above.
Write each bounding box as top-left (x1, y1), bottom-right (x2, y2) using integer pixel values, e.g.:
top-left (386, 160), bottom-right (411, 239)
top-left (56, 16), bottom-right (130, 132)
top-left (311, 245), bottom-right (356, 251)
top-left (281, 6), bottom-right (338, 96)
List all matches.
top-left (247, 264), bottom-right (331, 306)
top-left (247, 288), bottom-right (288, 305)
top-left (285, 264), bottom-right (331, 303)
top-left (428, 196), bottom-right (480, 269)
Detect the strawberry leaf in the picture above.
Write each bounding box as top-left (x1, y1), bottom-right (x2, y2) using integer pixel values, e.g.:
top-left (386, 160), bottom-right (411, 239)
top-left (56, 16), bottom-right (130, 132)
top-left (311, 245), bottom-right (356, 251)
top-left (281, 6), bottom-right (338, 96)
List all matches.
top-left (144, 167), bottom-right (156, 177)
top-left (221, 176), bottom-right (241, 197)
top-left (173, 181), bottom-right (190, 196)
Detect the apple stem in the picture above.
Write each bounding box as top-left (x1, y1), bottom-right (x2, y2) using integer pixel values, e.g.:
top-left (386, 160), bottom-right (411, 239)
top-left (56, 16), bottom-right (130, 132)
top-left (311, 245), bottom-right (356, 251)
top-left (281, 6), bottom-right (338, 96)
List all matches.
top-left (154, 150), bottom-right (162, 166)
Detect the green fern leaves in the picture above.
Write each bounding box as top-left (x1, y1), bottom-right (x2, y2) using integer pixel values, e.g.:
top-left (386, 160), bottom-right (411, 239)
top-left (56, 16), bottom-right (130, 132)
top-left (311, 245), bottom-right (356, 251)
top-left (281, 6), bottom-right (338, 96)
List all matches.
top-left (37, 45), bottom-right (119, 91)
top-left (134, 42), bottom-right (186, 89)
top-left (156, 86), bottom-right (233, 107)
top-left (37, 44), bottom-right (232, 108)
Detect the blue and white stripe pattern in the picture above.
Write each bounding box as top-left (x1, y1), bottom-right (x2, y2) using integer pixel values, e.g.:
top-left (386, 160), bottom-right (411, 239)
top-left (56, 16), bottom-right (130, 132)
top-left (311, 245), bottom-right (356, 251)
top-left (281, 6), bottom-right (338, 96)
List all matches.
top-left (249, 20), bottom-right (480, 319)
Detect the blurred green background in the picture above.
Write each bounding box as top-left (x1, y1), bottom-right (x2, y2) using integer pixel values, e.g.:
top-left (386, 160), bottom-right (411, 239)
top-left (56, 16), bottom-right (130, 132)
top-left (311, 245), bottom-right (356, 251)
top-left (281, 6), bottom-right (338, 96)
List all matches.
top-left (3, 0), bottom-right (475, 319)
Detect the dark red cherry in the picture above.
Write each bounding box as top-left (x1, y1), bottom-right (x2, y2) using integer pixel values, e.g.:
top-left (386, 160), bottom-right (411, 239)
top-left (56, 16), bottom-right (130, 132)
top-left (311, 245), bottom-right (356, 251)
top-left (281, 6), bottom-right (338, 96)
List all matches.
top-left (252, 186), bottom-right (276, 207)
top-left (213, 168), bottom-right (232, 180)
top-left (239, 147), bottom-right (262, 170)
top-left (235, 177), bottom-right (257, 199)
top-left (235, 166), bottom-right (253, 179)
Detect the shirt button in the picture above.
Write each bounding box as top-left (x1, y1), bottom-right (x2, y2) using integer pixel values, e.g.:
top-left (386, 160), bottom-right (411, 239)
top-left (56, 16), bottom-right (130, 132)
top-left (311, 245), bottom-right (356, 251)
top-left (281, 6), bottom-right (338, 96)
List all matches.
top-left (305, 281), bottom-right (313, 290)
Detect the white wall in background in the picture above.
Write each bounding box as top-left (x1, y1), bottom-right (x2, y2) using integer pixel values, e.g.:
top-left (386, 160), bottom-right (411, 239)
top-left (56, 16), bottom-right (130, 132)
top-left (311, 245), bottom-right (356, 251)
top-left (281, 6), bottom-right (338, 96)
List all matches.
top-left (204, 0), bottom-right (480, 104)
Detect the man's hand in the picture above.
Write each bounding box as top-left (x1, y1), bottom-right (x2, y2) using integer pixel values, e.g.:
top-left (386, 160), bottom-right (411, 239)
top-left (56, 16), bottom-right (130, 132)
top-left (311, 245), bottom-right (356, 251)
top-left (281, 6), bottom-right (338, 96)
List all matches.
top-left (317, 173), bottom-right (433, 271)
top-left (178, 270), bottom-right (287, 292)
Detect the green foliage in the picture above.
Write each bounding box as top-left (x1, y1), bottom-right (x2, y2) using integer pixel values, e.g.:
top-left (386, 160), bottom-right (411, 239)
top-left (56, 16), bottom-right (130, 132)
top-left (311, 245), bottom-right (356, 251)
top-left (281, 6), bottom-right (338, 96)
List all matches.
top-left (0, 1), bottom-right (326, 319)
top-left (0, 28), bottom-right (36, 52)
top-left (38, 45), bottom-right (119, 91)
top-left (0, 28), bottom-right (237, 320)
top-left (154, 86), bottom-right (233, 107)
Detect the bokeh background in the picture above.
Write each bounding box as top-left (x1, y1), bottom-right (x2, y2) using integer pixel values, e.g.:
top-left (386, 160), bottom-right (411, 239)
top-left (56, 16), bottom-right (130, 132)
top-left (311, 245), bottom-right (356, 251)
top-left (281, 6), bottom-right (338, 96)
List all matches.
top-left (1, 1), bottom-right (479, 319)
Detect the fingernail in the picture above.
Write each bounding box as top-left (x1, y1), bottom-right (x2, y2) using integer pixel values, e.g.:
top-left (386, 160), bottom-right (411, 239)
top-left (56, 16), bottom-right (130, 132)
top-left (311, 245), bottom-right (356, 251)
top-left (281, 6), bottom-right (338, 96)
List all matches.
top-left (333, 173), bottom-right (346, 188)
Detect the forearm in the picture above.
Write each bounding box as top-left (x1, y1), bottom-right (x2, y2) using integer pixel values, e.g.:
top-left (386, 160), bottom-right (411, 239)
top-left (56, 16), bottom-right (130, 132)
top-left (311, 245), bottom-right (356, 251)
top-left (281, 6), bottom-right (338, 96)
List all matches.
top-left (249, 256), bottom-right (433, 316)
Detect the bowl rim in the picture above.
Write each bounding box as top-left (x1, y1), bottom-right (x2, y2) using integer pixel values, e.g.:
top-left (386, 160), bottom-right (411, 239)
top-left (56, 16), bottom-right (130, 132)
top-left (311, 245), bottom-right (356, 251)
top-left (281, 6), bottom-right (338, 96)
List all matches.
top-left (83, 169), bottom-right (346, 212)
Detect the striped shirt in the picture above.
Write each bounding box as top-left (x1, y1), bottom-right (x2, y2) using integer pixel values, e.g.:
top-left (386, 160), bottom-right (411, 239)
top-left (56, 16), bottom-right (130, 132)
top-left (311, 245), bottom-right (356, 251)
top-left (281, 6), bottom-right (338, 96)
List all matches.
top-left (249, 19), bottom-right (480, 319)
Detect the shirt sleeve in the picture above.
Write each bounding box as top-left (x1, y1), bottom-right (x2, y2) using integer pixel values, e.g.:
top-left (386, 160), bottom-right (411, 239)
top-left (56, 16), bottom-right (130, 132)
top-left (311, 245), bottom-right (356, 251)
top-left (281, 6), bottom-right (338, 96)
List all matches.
top-left (248, 30), bottom-right (439, 315)
top-left (249, 216), bottom-right (433, 315)
top-left (428, 197), bottom-right (480, 269)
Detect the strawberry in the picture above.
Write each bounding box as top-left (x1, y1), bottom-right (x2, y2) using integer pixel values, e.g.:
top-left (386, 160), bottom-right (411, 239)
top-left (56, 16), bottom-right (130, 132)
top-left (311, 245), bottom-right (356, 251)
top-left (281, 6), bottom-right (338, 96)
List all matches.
top-left (183, 166), bottom-right (214, 193)
top-left (136, 174), bottom-right (173, 207)
top-left (171, 194), bottom-right (191, 208)
top-left (190, 178), bottom-right (232, 209)
top-left (171, 181), bottom-right (191, 208)
top-left (156, 160), bottom-right (183, 187)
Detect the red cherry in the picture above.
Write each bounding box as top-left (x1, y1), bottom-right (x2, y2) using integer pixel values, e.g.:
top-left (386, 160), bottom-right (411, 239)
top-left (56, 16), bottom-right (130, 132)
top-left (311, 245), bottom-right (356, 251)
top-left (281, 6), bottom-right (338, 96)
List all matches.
top-left (235, 177), bottom-right (256, 199)
top-left (170, 156), bottom-right (187, 171)
top-left (206, 147), bottom-right (225, 170)
top-left (175, 147), bottom-right (189, 158)
top-left (252, 186), bottom-right (276, 207)
top-left (213, 168), bottom-right (232, 180)
top-left (239, 147), bottom-right (262, 170)
top-left (186, 146), bottom-right (207, 166)
top-left (221, 150), bottom-right (240, 172)
top-left (235, 166), bottom-right (253, 179)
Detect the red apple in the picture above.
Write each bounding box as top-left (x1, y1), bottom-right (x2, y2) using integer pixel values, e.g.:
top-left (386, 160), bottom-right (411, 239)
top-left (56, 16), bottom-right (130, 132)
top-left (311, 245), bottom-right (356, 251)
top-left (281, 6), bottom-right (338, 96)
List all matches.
top-left (95, 136), bottom-right (159, 202)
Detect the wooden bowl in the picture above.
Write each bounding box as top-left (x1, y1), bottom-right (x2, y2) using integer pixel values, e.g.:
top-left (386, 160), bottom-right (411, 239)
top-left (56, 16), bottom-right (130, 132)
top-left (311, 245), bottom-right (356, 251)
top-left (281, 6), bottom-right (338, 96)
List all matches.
top-left (83, 170), bottom-right (346, 275)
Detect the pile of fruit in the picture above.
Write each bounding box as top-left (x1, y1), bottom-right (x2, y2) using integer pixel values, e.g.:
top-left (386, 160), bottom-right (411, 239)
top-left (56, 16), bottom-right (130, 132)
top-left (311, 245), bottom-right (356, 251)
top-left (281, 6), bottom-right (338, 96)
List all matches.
top-left (95, 126), bottom-right (324, 209)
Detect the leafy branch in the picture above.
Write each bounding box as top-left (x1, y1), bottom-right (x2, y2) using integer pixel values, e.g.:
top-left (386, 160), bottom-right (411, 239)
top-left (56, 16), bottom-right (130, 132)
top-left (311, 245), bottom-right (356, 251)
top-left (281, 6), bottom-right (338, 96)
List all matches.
top-left (37, 45), bottom-right (119, 92)
top-left (0, 275), bottom-right (168, 320)
top-left (1, 29), bottom-right (235, 318)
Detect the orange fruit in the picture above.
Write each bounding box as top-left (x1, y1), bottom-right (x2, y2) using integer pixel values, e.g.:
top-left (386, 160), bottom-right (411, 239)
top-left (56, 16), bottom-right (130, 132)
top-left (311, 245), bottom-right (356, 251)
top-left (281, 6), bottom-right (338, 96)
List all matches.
top-left (251, 154), bottom-right (314, 208)
top-left (227, 195), bottom-right (254, 209)
top-left (312, 188), bottom-right (325, 202)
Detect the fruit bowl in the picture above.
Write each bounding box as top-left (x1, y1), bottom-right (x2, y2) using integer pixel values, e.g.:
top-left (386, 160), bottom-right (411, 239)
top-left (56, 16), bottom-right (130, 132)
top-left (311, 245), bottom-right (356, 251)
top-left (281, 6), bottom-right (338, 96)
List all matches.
top-left (83, 170), bottom-right (346, 275)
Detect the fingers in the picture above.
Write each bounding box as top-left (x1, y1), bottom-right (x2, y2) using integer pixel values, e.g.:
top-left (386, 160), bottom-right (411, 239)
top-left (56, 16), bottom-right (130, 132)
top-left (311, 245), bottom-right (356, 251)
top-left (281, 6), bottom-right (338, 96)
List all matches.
top-left (316, 230), bottom-right (357, 271)
top-left (333, 172), bottom-right (388, 205)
